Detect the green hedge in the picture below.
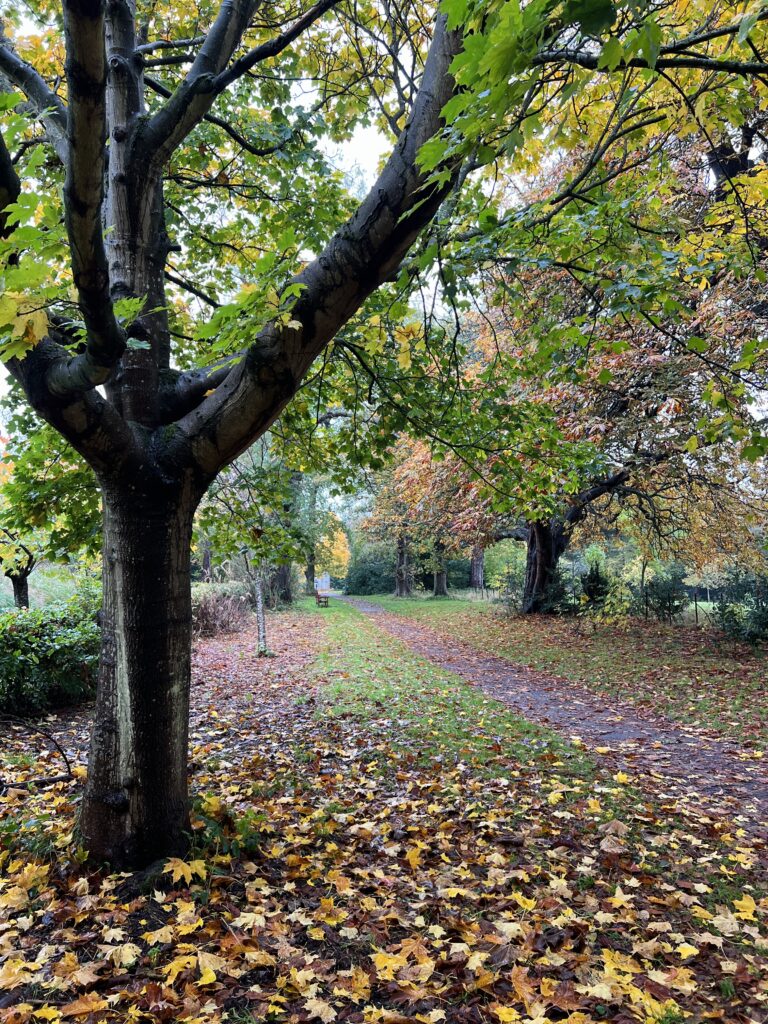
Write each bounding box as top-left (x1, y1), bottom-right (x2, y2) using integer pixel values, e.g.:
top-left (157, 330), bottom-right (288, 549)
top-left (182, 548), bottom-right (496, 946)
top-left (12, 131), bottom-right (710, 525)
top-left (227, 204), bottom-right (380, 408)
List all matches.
top-left (0, 599), bottom-right (100, 715)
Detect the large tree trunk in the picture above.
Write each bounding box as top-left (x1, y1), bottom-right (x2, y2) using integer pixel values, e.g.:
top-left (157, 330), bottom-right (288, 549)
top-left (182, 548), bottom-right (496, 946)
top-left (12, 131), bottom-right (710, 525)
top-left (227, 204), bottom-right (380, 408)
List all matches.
top-left (9, 574), bottom-right (30, 609)
top-left (272, 563), bottom-right (293, 604)
top-left (433, 570), bottom-right (448, 596)
top-left (433, 539), bottom-right (448, 597)
top-left (470, 545), bottom-right (484, 589)
top-left (522, 521), bottom-right (569, 614)
top-left (80, 480), bottom-right (199, 868)
top-left (305, 550), bottom-right (316, 596)
top-left (395, 535), bottom-right (411, 597)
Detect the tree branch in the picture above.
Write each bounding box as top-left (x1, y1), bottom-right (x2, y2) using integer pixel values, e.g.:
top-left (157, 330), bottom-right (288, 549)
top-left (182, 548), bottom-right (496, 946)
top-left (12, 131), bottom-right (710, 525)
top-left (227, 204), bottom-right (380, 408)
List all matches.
top-left (145, 75), bottom-right (295, 158)
top-left (213, 0), bottom-right (340, 92)
top-left (136, 0), bottom-right (258, 168)
top-left (47, 0), bottom-right (126, 397)
top-left (170, 14), bottom-right (463, 476)
top-left (532, 49), bottom-right (768, 77)
top-left (0, 35), bottom-right (68, 163)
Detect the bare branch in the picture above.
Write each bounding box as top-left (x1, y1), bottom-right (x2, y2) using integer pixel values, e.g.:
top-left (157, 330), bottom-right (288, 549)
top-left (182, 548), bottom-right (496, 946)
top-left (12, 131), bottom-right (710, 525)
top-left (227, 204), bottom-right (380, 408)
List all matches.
top-left (165, 267), bottom-right (220, 307)
top-left (136, 35), bottom-right (205, 54)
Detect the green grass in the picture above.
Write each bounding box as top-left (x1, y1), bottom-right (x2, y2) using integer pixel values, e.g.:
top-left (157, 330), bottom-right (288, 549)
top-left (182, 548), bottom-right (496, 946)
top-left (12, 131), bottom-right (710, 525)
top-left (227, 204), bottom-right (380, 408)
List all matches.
top-left (310, 597), bottom-right (596, 794)
top-left (0, 564), bottom-right (80, 609)
top-left (353, 593), bottom-right (768, 746)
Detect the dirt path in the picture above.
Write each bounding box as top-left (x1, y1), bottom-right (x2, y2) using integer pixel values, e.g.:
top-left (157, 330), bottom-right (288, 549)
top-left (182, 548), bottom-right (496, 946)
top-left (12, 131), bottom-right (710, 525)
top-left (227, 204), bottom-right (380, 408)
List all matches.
top-left (343, 598), bottom-right (768, 836)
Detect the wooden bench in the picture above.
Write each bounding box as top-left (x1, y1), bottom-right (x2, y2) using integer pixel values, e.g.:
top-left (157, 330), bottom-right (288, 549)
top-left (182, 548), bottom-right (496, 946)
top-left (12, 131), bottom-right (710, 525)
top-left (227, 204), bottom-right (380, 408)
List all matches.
top-left (315, 591), bottom-right (329, 607)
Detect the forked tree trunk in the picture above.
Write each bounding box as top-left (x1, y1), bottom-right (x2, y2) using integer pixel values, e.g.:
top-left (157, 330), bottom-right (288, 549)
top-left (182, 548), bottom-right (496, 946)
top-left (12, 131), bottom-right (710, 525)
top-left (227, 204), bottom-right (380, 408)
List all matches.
top-left (9, 573), bottom-right (30, 608)
top-left (80, 480), bottom-right (200, 867)
top-left (470, 545), bottom-right (484, 589)
top-left (395, 535), bottom-right (411, 597)
top-left (522, 521), bottom-right (569, 614)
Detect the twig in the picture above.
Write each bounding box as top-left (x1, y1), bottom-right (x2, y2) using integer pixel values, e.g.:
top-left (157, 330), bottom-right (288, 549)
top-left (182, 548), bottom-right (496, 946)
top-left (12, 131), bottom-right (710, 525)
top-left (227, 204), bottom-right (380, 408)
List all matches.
top-left (0, 713), bottom-right (74, 777)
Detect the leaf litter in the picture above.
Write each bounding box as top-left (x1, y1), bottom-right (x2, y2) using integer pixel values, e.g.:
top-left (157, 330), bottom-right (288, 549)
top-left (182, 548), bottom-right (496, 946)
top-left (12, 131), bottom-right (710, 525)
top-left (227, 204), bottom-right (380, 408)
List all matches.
top-left (0, 602), bottom-right (765, 1024)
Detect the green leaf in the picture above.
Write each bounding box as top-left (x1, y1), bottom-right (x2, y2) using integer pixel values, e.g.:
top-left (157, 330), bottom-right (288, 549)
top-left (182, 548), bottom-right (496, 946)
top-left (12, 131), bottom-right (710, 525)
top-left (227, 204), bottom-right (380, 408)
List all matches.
top-left (562, 0), bottom-right (616, 35)
top-left (597, 37), bottom-right (623, 71)
top-left (737, 12), bottom-right (760, 44)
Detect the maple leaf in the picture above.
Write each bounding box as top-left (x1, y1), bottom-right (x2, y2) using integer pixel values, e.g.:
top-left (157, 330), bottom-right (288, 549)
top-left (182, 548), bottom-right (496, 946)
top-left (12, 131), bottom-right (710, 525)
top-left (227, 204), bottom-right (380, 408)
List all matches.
top-left (163, 857), bottom-right (207, 884)
top-left (733, 893), bottom-right (757, 920)
top-left (305, 996), bottom-right (337, 1022)
top-left (490, 1006), bottom-right (520, 1022)
top-left (0, 958), bottom-right (43, 990)
top-left (32, 1009), bottom-right (61, 1022)
top-left (511, 890), bottom-right (536, 912)
top-left (141, 924), bottom-right (175, 944)
top-left (60, 992), bottom-right (109, 1018)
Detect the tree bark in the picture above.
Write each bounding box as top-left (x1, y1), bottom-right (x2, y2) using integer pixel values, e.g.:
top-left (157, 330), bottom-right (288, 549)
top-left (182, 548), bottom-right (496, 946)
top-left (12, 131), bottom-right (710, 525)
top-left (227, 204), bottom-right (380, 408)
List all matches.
top-left (79, 478), bottom-right (200, 868)
top-left (433, 570), bottom-right (448, 597)
top-left (272, 563), bottom-right (293, 604)
top-left (433, 539), bottom-right (448, 597)
top-left (254, 571), bottom-right (268, 656)
top-left (395, 534), bottom-right (411, 597)
top-left (10, 574), bottom-right (30, 609)
top-left (521, 521), bottom-right (569, 614)
top-left (305, 550), bottom-right (316, 596)
top-left (470, 545), bottom-right (484, 589)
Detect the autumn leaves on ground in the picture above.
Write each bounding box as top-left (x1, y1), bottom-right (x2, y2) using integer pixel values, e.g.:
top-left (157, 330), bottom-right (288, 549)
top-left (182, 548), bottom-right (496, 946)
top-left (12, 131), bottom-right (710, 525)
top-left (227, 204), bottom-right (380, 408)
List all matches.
top-left (1, 600), bottom-right (766, 1024)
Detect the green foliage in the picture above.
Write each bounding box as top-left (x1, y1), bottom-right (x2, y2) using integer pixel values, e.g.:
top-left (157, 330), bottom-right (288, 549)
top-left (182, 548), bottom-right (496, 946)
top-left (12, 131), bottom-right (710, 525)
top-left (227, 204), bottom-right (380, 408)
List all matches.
top-left (345, 542), bottom-right (396, 595)
top-left (644, 563), bottom-right (690, 623)
top-left (0, 589), bottom-right (100, 715)
top-left (712, 569), bottom-right (768, 645)
top-left (484, 539), bottom-right (526, 590)
top-left (581, 559), bottom-right (610, 608)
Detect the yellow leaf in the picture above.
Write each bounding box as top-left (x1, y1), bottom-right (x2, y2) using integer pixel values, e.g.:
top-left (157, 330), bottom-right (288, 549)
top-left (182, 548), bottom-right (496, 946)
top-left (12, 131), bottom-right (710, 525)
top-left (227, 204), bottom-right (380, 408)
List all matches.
top-left (163, 857), bottom-right (206, 885)
top-left (141, 925), bottom-right (174, 945)
top-left (33, 1009), bottom-right (61, 1022)
top-left (733, 893), bottom-right (757, 920)
top-left (511, 891), bottom-right (536, 912)
top-left (676, 943), bottom-right (699, 959)
top-left (405, 846), bottom-right (423, 870)
top-left (162, 953), bottom-right (196, 983)
top-left (547, 791), bottom-right (564, 805)
top-left (491, 1007), bottom-right (520, 1022)
top-left (613, 771), bottom-right (630, 784)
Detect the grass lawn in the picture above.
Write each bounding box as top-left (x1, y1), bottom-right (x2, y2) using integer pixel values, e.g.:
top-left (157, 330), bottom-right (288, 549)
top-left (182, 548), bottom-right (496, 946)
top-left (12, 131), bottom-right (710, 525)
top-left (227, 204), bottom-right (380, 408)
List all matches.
top-left (358, 595), bottom-right (768, 748)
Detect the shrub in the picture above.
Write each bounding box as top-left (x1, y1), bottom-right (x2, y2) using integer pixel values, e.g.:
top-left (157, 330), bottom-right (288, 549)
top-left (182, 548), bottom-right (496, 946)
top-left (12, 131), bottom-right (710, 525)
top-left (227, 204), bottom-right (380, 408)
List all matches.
top-left (712, 569), bottom-right (768, 644)
top-left (192, 583), bottom-right (251, 637)
top-left (345, 544), bottom-right (396, 595)
top-left (644, 563), bottom-right (690, 622)
top-left (0, 598), bottom-right (100, 715)
top-left (581, 560), bottom-right (610, 607)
